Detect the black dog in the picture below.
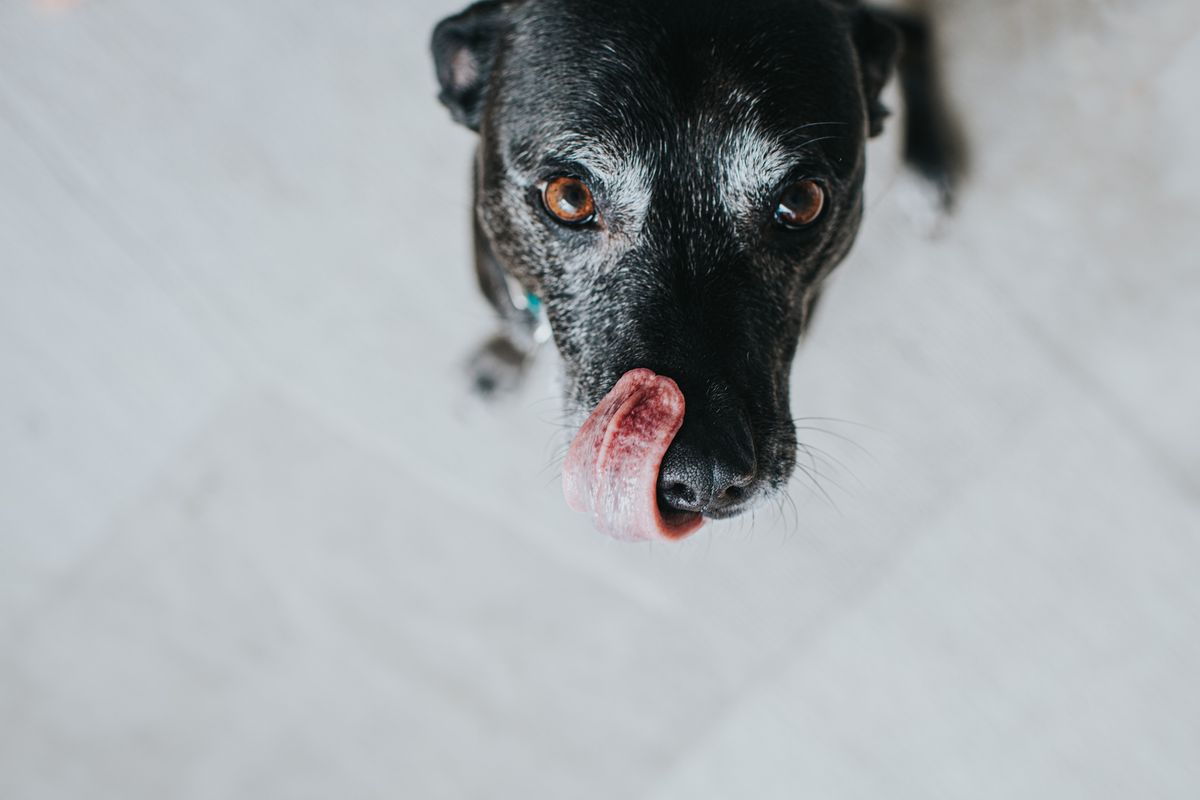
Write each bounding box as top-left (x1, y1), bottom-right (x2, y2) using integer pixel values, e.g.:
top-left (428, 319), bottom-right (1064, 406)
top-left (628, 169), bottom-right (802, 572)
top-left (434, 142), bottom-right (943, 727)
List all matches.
top-left (431, 0), bottom-right (962, 539)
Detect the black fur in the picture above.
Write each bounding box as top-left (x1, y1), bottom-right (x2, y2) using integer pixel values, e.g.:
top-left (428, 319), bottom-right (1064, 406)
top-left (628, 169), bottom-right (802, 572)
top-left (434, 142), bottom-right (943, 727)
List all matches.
top-left (432, 0), bottom-right (962, 520)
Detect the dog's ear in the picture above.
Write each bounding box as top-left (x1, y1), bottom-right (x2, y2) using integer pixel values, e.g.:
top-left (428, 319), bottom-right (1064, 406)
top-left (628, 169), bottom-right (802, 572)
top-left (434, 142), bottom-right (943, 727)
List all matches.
top-left (852, 8), bottom-right (901, 138)
top-left (431, 1), bottom-right (507, 132)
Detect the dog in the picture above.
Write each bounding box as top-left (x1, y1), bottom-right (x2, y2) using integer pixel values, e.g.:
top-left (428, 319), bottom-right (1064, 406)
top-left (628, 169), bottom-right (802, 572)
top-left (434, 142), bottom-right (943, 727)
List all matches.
top-left (430, 0), bottom-right (963, 540)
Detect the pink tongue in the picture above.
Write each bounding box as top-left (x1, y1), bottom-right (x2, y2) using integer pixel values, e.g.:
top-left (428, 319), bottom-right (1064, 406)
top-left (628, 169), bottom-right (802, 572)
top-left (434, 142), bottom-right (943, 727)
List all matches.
top-left (563, 369), bottom-right (704, 541)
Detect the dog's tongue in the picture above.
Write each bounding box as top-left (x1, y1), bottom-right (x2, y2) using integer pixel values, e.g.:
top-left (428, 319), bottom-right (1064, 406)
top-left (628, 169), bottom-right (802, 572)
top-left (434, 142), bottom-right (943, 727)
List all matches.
top-left (563, 369), bottom-right (704, 541)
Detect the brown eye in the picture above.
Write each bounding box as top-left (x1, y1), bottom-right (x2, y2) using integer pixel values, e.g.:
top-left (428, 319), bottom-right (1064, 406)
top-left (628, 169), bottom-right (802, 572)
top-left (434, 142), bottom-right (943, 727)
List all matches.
top-left (542, 177), bottom-right (596, 225)
top-left (775, 179), bottom-right (826, 228)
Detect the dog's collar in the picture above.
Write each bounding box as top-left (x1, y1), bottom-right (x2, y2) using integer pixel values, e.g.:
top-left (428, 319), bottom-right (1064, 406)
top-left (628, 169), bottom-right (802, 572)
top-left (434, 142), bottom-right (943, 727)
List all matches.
top-left (504, 274), bottom-right (552, 344)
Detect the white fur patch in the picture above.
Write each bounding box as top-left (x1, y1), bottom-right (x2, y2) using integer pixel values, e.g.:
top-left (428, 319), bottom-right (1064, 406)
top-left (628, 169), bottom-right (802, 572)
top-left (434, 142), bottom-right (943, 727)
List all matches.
top-left (717, 126), bottom-right (796, 221)
top-left (543, 133), bottom-right (653, 235)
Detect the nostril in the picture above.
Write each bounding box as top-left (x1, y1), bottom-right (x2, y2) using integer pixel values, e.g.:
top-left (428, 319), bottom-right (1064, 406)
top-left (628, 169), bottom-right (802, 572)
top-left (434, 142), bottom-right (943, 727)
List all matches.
top-left (661, 481), bottom-right (697, 508)
top-left (657, 471), bottom-right (710, 520)
top-left (711, 465), bottom-right (756, 509)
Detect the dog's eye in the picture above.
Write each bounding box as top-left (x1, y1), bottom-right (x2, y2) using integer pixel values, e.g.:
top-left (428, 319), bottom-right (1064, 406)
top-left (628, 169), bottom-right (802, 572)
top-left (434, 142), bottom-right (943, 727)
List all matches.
top-left (774, 179), bottom-right (826, 229)
top-left (542, 177), bottom-right (596, 225)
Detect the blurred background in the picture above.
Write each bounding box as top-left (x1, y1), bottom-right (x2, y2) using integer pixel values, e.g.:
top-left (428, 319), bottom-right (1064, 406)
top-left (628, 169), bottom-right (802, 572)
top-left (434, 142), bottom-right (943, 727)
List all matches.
top-left (2, 0), bottom-right (1198, 797)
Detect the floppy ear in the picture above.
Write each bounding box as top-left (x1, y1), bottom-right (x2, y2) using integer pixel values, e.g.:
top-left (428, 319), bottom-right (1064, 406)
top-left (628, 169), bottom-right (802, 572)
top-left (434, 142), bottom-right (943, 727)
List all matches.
top-left (431, 1), bottom-right (507, 132)
top-left (852, 8), bottom-right (900, 138)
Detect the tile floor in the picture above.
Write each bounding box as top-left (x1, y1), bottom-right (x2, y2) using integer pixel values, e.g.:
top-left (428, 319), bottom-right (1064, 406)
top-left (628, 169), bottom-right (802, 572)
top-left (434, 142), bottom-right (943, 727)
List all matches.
top-left (2, 0), bottom-right (1198, 797)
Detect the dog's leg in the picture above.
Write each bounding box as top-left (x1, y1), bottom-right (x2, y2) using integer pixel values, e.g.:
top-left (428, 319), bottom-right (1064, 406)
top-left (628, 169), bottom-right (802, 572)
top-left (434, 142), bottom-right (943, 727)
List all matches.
top-left (875, 7), bottom-right (967, 210)
top-left (466, 204), bottom-right (546, 397)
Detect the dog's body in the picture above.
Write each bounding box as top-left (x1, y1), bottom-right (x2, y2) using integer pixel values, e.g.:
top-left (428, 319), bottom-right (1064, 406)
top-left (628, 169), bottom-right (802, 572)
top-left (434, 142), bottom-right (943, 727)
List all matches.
top-left (432, 0), bottom-right (962, 537)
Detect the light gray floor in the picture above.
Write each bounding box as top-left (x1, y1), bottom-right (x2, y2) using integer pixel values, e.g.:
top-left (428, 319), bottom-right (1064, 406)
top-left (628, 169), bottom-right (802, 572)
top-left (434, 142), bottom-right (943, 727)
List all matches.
top-left (2, 0), bottom-right (1198, 797)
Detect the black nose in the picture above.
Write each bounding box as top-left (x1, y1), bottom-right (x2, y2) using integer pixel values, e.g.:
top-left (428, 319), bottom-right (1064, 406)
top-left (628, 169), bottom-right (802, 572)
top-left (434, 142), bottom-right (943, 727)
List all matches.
top-left (657, 407), bottom-right (756, 518)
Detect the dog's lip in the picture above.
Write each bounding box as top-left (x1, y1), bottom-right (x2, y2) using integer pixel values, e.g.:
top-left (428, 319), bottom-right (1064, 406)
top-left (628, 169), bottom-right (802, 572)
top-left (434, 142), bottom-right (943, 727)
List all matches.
top-left (563, 369), bottom-right (704, 541)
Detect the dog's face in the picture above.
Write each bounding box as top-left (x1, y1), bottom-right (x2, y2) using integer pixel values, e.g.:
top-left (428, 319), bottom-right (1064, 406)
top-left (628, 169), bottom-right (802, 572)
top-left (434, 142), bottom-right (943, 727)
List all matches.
top-left (434, 0), bottom-right (897, 529)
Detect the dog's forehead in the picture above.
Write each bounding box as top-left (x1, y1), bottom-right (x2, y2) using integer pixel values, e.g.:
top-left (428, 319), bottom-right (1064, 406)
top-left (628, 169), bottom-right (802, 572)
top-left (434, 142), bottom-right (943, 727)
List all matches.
top-left (500, 0), bottom-right (864, 174)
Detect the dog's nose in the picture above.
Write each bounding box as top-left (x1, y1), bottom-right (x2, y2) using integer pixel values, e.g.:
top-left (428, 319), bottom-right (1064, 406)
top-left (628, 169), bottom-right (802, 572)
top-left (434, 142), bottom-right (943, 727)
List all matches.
top-left (657, 410), bottom-right (756, 518)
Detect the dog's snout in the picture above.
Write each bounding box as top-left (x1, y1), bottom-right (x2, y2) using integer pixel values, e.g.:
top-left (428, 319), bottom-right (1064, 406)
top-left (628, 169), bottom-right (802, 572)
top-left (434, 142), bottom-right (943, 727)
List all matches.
top-left (657, 404), bottom-right (756, 519)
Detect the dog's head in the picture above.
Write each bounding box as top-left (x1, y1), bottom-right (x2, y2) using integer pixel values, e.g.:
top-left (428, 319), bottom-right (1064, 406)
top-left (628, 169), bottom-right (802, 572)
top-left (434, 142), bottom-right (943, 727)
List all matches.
top-left (433, 0), bottom-right (898, 537)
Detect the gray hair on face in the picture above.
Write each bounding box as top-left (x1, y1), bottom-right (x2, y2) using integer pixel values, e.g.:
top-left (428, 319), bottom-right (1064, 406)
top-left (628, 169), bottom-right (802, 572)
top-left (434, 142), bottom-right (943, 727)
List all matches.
top-left (717, 124), bottom-right (797, 222)
top-left (542, 132), bottom-right (654, 233)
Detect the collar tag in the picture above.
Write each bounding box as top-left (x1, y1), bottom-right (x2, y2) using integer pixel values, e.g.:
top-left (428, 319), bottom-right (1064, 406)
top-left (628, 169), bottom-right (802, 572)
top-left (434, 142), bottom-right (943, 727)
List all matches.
top-left (504, 275), bottom-right (551, 344)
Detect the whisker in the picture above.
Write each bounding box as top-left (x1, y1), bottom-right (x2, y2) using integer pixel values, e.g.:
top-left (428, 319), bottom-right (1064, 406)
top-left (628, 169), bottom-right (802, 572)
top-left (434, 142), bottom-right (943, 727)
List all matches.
top-left (797, 134), bottom-right (842, 149)
top-left (790, 425), bottom-right (877, 460)
top-left (771, 493), bottom-right (786, 534)
top-left (784, 488), bottom-right (801, 538)
top-left (792, 459), bottom-right (848, 498)
top-left (789, 415), bottom-right (885, 432)
top-left (796, 441), bottom-right (865, 489)
top-left (791, 462), bottom-right (843, 514)
top-left (784, 121), bottom-right (850, 137)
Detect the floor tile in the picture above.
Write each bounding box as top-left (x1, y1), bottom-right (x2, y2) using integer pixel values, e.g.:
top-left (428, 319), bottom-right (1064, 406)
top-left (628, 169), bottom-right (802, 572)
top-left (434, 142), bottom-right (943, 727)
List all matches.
top-left (650, 388), bottom-right (1200, 800)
